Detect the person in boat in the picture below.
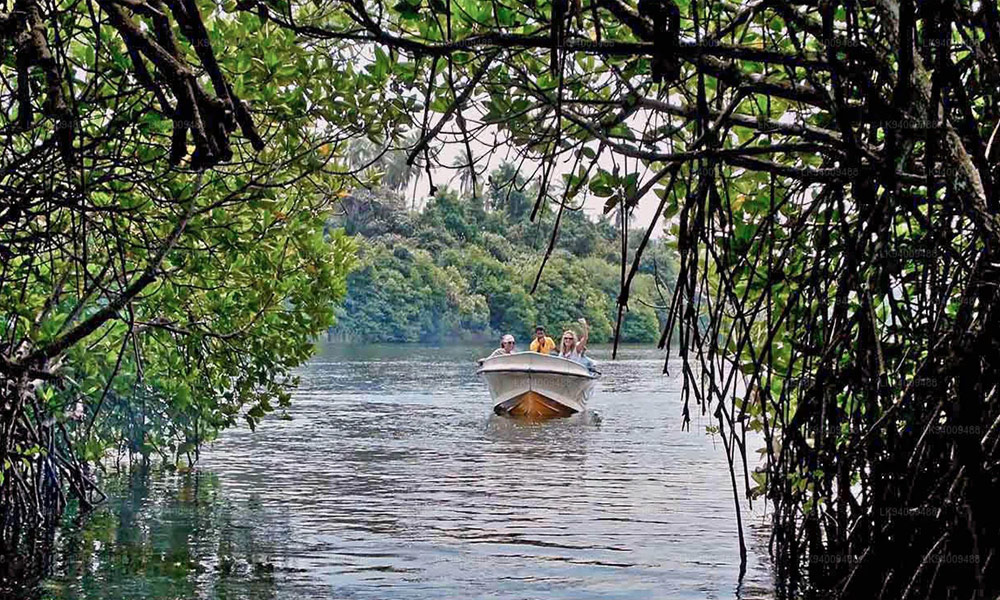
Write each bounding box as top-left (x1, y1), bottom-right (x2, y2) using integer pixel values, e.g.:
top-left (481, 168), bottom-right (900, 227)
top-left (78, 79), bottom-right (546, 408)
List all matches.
top-left (529, 325), bottom-right (556, 354)
top-left (559, 318), bottom-right (590, 363)
top-left (487, 334), bottom-right (517, 358)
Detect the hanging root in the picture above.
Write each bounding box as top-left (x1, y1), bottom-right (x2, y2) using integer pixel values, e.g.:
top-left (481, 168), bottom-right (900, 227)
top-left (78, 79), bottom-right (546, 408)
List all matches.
top-left (1, 365), bottom-right (102, 595)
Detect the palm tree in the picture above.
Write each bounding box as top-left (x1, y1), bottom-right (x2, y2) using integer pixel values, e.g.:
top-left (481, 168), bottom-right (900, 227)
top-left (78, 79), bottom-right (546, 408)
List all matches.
top-left (345, 138), bottom-right (417, 193)
top-left (381, 145), bottom-right (418, 192)
top-left (450, 154), bottom-right (476, 196)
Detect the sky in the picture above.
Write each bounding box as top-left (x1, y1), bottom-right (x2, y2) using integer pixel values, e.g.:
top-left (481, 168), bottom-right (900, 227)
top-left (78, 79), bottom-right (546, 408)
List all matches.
top-left (390, 111), bottom-right (672, 238)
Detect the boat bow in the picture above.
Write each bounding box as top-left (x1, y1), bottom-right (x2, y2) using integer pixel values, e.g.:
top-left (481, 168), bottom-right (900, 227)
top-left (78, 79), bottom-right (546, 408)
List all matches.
top-left (477, 352), bottom-right (598, 418)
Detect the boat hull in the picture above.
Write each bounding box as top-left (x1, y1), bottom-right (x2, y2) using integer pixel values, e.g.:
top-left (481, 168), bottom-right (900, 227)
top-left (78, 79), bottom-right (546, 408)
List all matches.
top-left (478, 352), bottom-right (598, 419)
top-left (495, 391), bottom-right (577, 419)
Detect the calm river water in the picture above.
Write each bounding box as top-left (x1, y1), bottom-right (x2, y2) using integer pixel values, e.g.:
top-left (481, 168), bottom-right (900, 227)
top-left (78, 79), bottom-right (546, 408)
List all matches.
top-left (41, 344), bottom-right (775, 600)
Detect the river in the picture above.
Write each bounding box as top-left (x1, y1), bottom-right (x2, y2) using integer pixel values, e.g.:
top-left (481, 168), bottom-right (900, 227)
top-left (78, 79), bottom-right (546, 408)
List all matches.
top-left (40, 344), bottom-right (775, 600)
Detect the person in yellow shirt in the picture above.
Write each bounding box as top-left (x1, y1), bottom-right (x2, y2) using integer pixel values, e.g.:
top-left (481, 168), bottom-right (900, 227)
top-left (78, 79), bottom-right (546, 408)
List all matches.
top-left (529, 326), bottom-right (556, 354)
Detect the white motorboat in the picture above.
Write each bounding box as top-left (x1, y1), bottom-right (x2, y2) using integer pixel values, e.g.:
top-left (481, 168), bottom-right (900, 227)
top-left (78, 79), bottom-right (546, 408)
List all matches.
top-left (477, 351), bottom-right (599, 419)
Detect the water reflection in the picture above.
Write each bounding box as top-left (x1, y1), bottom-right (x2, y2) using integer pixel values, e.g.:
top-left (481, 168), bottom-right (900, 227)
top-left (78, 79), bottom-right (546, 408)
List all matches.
top-left (41, 344), bottom-right (775, 600)
top-left (41, 467), bottom-right (289, 600)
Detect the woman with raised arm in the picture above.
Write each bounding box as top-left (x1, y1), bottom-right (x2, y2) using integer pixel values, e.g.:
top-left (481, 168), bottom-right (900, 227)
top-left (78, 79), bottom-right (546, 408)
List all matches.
top-left (558, 318), bottom-right (589, 363)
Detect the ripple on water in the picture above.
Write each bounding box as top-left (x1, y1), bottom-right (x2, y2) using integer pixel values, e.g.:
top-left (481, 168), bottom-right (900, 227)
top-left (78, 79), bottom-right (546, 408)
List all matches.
top-left (45, 344), bottom-right (774, 600)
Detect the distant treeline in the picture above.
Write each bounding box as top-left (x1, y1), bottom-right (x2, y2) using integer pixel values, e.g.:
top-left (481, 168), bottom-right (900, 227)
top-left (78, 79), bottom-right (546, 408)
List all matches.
top-left (329, 165), bottom-right (679, 344)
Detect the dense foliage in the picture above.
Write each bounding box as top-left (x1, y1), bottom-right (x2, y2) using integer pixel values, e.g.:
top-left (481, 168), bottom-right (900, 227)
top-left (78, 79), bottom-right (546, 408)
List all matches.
top-left (0, 0), bottom-right (362, 589)
top-left (332, 166), bottom-right (674, 344)
top-left (6, 0), bottom-right (1000, 597)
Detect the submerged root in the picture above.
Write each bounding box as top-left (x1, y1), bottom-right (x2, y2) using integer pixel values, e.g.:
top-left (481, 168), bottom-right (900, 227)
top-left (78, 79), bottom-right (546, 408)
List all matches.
top-left (0, 373), bottom-right (102, 595)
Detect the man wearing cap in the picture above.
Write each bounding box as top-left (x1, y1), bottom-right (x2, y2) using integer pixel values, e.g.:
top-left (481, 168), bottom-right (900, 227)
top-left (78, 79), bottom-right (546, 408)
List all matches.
top-left (529, 326), bottom-right (556, 355)
top-left (488, 334), bottom-right (517, 358)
